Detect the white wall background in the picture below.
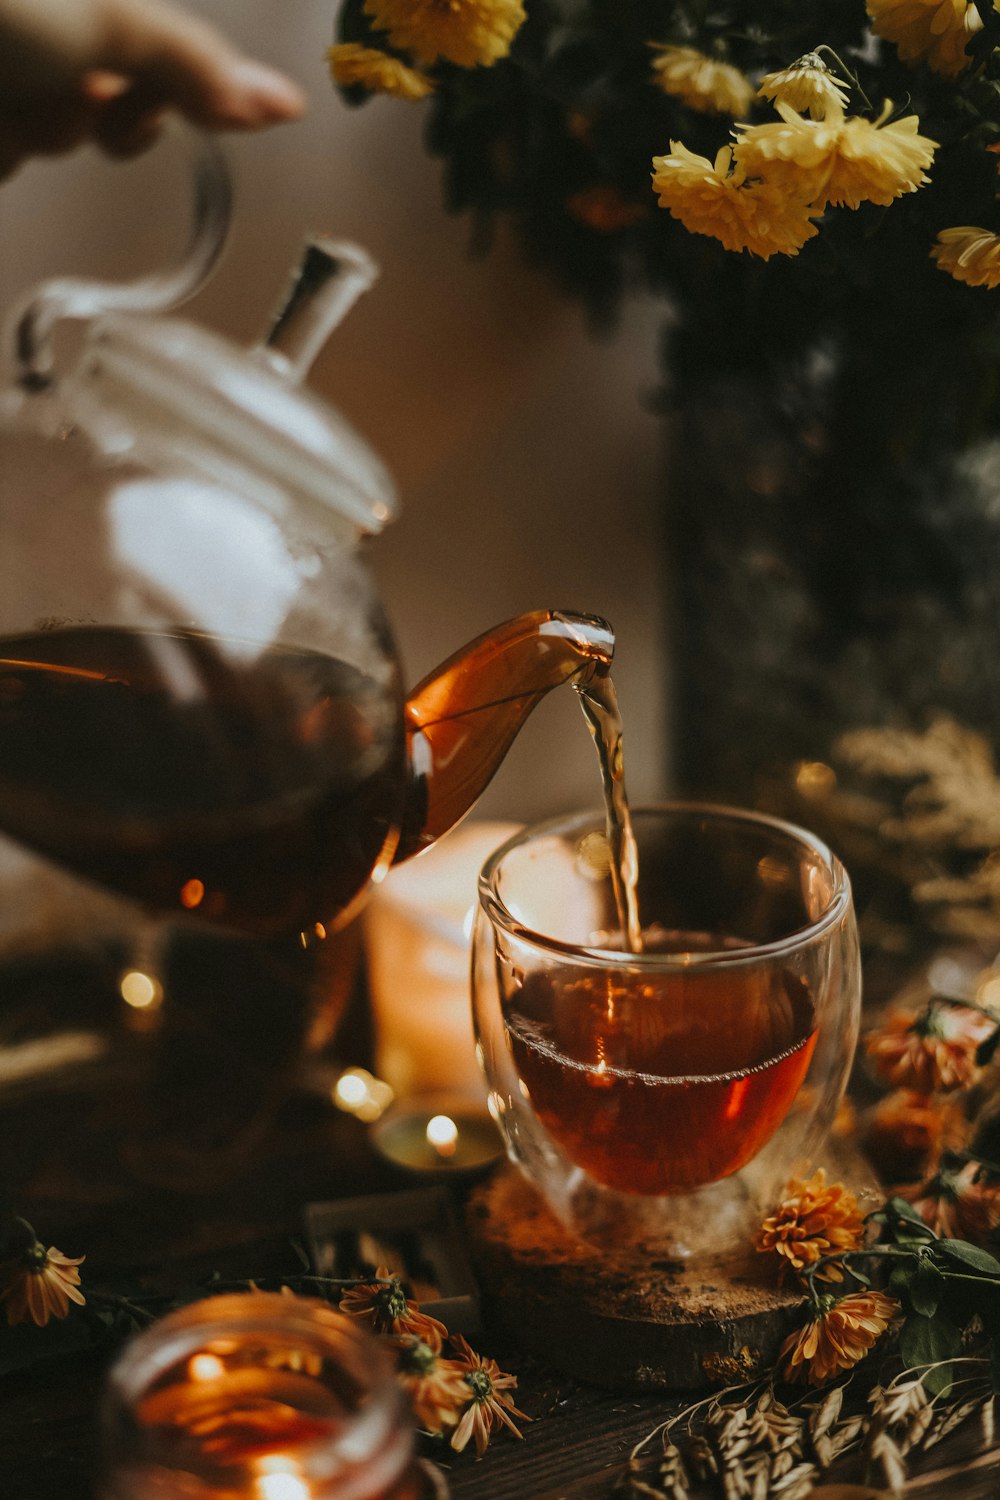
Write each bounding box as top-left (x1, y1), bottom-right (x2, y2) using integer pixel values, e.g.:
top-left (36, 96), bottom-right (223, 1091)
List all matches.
top-left (0, 0), bottom-right (670, 824)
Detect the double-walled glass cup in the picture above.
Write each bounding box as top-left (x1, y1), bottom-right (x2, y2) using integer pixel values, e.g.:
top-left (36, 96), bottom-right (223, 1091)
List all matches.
top-left (472, 804), bottom-right (861, 1254)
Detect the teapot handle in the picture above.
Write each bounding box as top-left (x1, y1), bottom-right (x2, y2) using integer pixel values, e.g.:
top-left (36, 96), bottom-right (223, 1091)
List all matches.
top-left (7, 120), bottom-right (232, 391)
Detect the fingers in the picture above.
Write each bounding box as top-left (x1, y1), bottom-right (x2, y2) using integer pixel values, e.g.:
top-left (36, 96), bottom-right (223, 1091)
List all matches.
top-left (92, 0), bottom-right (306, 131)
top-left (0, 0), bottom-right (306, 176)
top-left (0, 86), bottom-right (104, 180)
top-left (95, 92), bottom-right (167, 159)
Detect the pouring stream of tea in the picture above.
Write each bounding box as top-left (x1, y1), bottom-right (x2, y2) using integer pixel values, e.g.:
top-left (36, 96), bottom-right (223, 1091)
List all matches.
top-left (576, 672), bottom-right (643, 953)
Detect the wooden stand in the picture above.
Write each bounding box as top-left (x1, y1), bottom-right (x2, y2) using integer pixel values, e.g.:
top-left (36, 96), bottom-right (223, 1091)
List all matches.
top-left (467, 1147), bottom-right (881, 1392)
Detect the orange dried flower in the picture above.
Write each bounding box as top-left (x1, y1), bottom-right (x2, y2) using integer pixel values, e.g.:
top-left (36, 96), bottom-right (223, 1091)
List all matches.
top-left (394, 1336), bottom-right (470, 1435)
top-left (448, 1335), bottom-right (529, 1457)
top-left (0, 1240), bottom-right (85, 1327)
top-left (865, 1002), bottom-right (995, 1092)
top-left (756, 1169), bottom-right (865, 1283)
top-left (864, 1087), bottom-right (970, 1183)
top-left (779, 1289), bottom-right (900, 1385)
top-left (338, 1266), bottom-right (446, 1352)
top-left (903, 1159), bottom-right (1000, 1244)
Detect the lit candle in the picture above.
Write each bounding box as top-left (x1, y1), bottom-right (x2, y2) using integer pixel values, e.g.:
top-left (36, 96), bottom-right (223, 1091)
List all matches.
top-left (363, 821), bottom-right (518, 1100)
top-left (371, 1096), bottom-right (503, 1176)
top-left (100, 1293), bottom-right (416, 1500)
top-left (426, 1114), bottom-right (458, 1159)
top-left (255, 1456), bottom-right (311, 1500)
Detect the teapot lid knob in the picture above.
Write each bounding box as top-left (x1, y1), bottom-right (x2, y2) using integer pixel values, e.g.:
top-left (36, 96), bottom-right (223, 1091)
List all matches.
top-left (262, 238), bottom-right (378, 385)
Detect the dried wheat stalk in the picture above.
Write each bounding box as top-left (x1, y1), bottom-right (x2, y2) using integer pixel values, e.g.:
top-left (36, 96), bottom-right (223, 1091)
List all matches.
top-left (626, 1363), bottom-right (996, 1499)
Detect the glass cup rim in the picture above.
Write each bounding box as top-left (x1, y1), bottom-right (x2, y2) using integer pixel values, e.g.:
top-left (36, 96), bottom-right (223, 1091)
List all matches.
top-left (477, 800), bottom-right (852, 969)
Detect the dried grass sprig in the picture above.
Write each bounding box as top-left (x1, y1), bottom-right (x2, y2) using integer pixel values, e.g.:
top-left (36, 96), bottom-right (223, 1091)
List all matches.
top-left (627, 1356), bottom-right (995, 1498)
top-left (829, 716), bottom-right (1000, 940)
top-left (836, 717), bottom-right (1000, 850)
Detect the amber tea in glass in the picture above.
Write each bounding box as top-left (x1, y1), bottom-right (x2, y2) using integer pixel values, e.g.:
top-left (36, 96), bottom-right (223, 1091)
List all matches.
top-left (473, 805), bottom-right (860, 1251)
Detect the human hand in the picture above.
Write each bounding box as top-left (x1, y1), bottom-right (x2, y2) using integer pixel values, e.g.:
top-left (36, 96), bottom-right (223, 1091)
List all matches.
top-left (0, 0), bottom-right (305, 180)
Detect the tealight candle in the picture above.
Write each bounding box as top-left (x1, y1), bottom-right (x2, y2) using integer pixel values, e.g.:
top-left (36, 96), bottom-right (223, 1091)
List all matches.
top-left (363, 822), bottom-right (518, 1101)
top-left (99, 1292), bottom-right (431, 1500)
top-left (371, 1096), bottom-right (503, 1177)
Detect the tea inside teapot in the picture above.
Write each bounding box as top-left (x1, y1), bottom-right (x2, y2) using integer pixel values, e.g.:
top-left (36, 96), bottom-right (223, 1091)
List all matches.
top-left (0, 607), bottom-right (614, 940)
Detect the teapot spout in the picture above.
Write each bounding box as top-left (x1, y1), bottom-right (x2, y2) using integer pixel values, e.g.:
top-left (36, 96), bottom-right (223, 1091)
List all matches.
top-left (393, 610), bottom-right (614, 864)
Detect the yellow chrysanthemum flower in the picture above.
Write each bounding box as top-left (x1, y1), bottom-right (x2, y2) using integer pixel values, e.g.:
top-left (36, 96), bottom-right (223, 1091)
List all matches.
top-left (867, 0), bottom-right (982, 78)
top-left (756, 1170), bottom-right (865, 1285)
top-left (328, 43), bottom-right (435, 98)
top-left (649, 45), bottom-right (755, 116)
top-left (780, 1290), bottom-right (900, 1386)
top-left (932, 227), bottom-right (1000, 287)
top-left (735, 101), bottom-right (937, 210)
top-left (363, 0), bottom-right (526, 68)
top-left (651, 142), bottom-right (819, 259)
top-left (757, 53), bottom-right (850, 121)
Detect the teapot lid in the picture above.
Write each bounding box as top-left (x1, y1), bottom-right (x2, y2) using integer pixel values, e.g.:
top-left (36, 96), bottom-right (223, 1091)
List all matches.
top-left (77, 238), bottom-right (398, 540)
top-left (8, 186), bottom-right (397, 540)
top-left (83, 299), bottom-right (397, 539)
top-left (6, 128), bottom-right (396, 540)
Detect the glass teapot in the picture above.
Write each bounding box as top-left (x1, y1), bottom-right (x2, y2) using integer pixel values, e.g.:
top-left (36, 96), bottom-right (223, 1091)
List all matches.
top-left (0, 138), bottom-right (613, 1187)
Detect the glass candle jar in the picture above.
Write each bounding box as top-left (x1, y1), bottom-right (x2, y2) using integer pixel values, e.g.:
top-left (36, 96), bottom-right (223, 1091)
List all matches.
top-left (99, 1293), bottom-right (432, 1500)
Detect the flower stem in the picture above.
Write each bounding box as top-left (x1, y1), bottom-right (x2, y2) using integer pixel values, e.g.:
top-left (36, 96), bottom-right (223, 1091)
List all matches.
top-left (815, 46), bottom-right (873, 110)
top-left (87, 1291), bottom-right (159, 1326)
top-left (804, 1244), bottom-right (916, 1301)
top-left (206, 1274), bottom-right (393, 1294)
top-left (86, 1274), bottom-right (395, 1326)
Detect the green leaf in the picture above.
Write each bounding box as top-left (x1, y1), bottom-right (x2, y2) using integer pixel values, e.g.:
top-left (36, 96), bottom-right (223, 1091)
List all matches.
top-left (936, 1240), bottom-right (1000, 1276)
top-left (899, 1313), bottom-right (963, 1396)
top-left (909, 1262), bottom-right (946, 1318)
top-left (888, 1253), bottom-right (919, 1299)
top-left (877, 1198), bottom-right (937, 1243)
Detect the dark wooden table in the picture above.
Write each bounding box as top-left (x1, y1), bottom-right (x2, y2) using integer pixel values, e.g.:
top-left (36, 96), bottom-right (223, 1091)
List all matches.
top-left (0, 958), bottom-right (997, 1500)
top-left (0, 1073), bottom-right (660, 1500)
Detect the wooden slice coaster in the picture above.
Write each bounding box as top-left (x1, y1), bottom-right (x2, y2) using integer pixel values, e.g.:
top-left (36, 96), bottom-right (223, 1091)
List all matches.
top-left (466, 1144), bottom-right (881, 1392)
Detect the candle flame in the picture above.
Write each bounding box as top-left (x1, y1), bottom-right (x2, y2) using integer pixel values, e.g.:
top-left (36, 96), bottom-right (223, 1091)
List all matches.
top-left (333, 1067), bottom-right (394, 1123)
top-left (188, 1352), bottom-right (226, 1382)
top-left (334, 1070), bottom-right (368, 1109)
top-left (120, 970), bottom-right (161, 1010)
top-left (426, 1113), bottom-right (458, 1158)
top-left (255, 1456), bottom-right (311, 1500)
